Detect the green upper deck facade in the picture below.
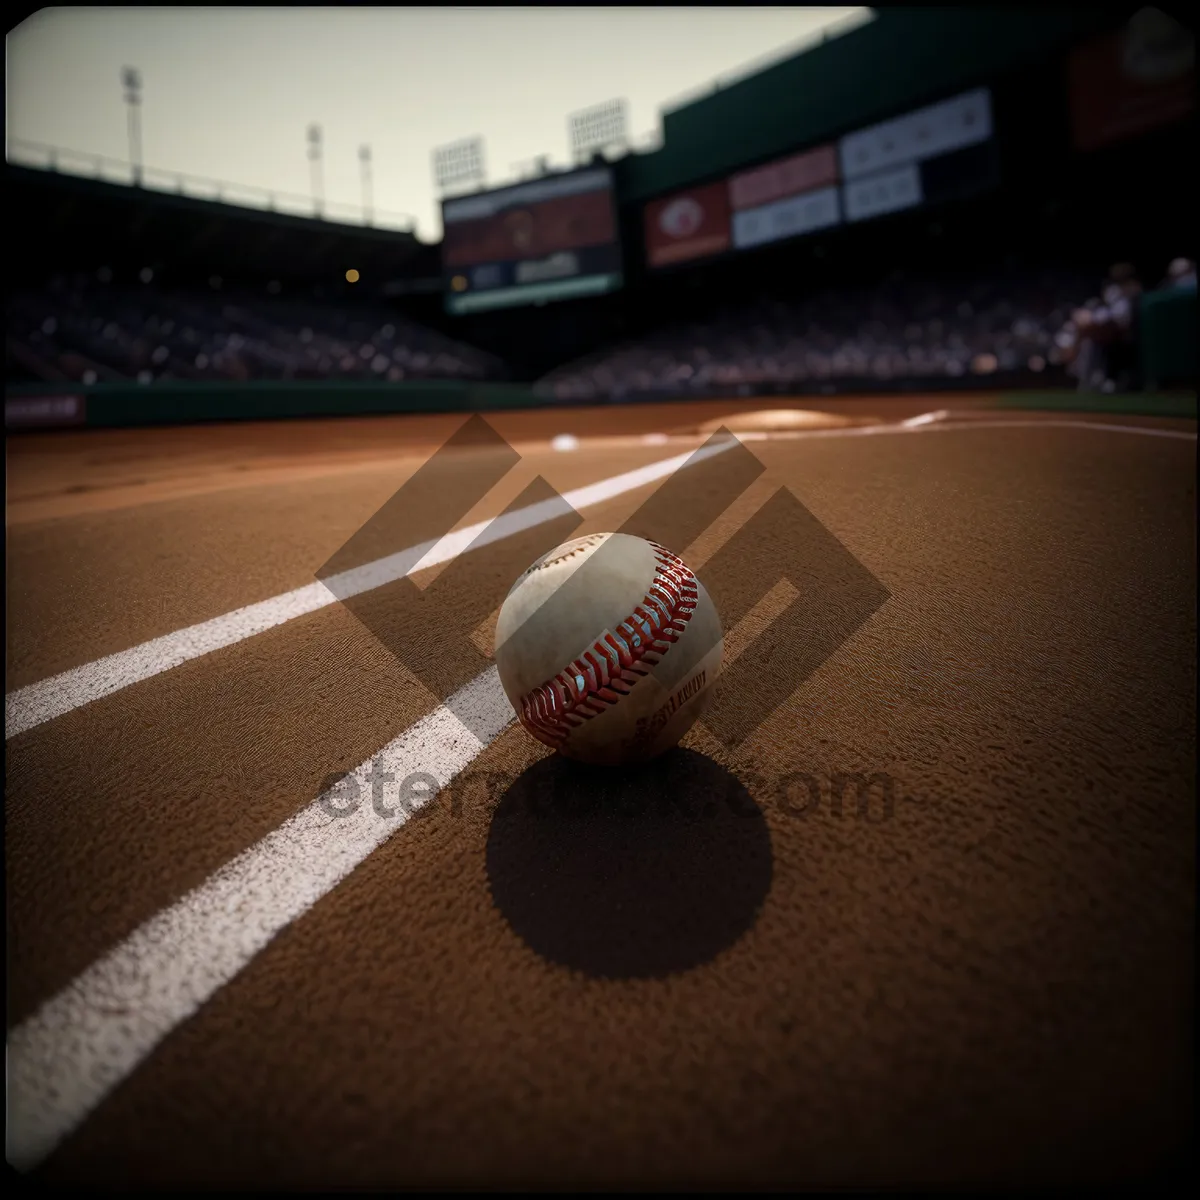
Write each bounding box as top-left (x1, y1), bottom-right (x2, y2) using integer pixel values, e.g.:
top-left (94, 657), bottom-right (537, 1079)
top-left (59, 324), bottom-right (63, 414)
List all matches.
top-left (616, 7), bottom-right (1117, 203)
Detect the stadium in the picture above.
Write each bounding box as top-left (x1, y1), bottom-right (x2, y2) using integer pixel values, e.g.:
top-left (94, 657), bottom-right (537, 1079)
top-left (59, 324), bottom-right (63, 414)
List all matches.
top-left (5, 5), bottom-right (1196, 1189)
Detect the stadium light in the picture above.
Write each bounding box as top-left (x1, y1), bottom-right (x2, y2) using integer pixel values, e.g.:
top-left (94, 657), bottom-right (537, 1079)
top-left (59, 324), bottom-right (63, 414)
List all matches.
top-left (359, 144), bottom-right (373, 227)
top-left (568, 98), bottom-right (629, 164)
top-left (433, 136), bottom-right (486, 195)
top-left (308, 123), bottom-right (325, 218)
top-left (121, 66), bottom-right (143, 185)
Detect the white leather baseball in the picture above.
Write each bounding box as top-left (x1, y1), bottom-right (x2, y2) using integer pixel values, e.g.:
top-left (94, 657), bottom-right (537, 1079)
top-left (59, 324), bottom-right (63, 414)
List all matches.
top-left (494, 532), bottom-right (724, 765)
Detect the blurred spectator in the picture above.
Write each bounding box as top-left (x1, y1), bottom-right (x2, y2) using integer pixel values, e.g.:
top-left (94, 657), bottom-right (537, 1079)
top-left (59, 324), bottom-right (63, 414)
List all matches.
top-left (1053, 264), bottom-right (1144, 393)
top-left (1102, 266), bottom-right (1143, 390)
top-left (1161, 257), bottom-right (1196, 290)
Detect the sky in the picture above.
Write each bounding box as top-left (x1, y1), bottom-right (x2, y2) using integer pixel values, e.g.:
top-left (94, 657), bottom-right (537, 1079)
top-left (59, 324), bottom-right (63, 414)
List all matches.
top-left (7, 6), bottom-right (871, 242)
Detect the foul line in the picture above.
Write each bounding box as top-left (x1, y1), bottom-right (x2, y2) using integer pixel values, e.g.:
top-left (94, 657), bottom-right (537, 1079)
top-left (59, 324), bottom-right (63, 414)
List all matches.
top-left (5, 437), bottom-right (738, 740)
top-left (6, 669), bottom-right (514, 1171)
top-left (732, 414), bottom-right (1199, 442)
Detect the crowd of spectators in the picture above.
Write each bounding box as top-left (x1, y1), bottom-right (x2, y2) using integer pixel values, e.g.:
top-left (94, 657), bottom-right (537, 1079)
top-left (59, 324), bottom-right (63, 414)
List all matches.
top-left (9, 257), bottom-right (1193, 397)
top-left (535, 262), bottom-right (1191, 402)
top-left (6, 270), bottom-right (505, 386)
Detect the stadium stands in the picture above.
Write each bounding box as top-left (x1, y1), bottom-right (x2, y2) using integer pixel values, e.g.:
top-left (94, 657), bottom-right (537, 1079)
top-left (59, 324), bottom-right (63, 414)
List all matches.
top-left (9, 256), bottom-right (1188, 399)
top-left (535, 264), bottom-right (1100, 401)
top-left (6, 273), bottom-right (506, 386)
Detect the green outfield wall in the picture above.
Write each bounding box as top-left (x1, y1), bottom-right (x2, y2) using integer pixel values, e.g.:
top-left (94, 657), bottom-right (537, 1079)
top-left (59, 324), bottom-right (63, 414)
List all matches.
top-left (617, 8), bottom-right (1111, 203)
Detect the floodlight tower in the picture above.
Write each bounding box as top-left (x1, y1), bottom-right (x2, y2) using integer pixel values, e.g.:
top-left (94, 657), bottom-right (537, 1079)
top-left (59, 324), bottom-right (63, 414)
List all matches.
top-left (122, 67), bottom-right (143, 185)
top-left (308, 123), bottom-right (325, 217)
top-left (359, 144), bottom-right (374, 226)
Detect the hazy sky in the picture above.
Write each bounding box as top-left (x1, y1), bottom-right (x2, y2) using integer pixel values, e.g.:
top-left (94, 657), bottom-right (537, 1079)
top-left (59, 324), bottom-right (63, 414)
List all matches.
top-left (7, 6), bottom-right (870, 241)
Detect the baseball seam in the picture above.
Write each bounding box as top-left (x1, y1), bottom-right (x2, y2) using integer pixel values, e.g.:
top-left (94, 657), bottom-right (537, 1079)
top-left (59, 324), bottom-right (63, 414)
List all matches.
top-left (517, 542), bottom-right (699, 750)
top-left (519, 534), bottom-right (607, 581)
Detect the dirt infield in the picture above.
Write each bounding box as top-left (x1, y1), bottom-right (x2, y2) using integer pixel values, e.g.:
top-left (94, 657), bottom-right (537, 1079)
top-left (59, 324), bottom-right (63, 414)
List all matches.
top-left (6, 393), bottom-right (1196, 1187)
top-left (9, 392), bottom-right (1193, 524)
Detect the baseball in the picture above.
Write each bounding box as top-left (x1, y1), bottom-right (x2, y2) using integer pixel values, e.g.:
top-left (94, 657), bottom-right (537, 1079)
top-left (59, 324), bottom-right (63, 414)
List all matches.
top-left (494, 533), bottom-right (724, 766)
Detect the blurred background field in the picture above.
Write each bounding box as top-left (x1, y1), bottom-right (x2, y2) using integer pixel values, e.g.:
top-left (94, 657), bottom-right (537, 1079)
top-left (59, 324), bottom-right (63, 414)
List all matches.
top-left (6, 6), bottom-right (1195, 429)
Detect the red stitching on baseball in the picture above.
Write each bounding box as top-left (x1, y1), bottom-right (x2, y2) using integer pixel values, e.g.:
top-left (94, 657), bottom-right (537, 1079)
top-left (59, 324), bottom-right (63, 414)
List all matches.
top-left (517, 542), bottom-right (700, 749)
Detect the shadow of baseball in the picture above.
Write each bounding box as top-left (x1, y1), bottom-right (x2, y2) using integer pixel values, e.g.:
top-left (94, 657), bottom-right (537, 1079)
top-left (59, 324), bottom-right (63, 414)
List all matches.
top-left (485, 748), bottom-right (773, 979)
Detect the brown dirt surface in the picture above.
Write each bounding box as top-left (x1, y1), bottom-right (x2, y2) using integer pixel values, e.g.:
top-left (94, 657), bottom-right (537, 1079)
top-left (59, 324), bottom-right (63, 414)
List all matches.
top-left (6, 394), bottom-right (1195, 1189)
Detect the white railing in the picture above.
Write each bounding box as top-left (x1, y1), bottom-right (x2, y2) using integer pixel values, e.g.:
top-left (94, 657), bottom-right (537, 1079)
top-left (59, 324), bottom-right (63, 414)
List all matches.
top-left (5, 137), bottom-right (418, 233)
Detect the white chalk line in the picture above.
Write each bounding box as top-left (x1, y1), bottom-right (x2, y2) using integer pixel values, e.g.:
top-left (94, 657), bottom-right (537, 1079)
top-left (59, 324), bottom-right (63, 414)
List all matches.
top-left (6, 669), bottom-right (513, 1171)
top-left (912, 415), bottom-right (1197, 440)
top-left (5, 437), bottom-right (738, 740)
top-left (731, 415), bottom-right (1197, 441)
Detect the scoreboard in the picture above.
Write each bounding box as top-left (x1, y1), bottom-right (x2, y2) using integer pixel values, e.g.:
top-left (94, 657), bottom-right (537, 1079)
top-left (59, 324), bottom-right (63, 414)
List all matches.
top-left (441, 166), bottom-right (623, 315)
top-left (729, 143), bottom-right (842, 250)
top-left (838, 87), bottom-right (998, 222)
top-left (643, 86), bottom-right (999, 270)
top-left (643, 145), bottom-right (839, 270)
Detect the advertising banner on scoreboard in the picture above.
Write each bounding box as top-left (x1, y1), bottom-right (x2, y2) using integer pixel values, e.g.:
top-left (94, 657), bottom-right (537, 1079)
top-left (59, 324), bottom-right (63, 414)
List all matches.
top-left (838, 88), bottom-right (993, 182)
top-left (643, 87), bottom-right (999, 265)
top-left (1067, 12), bottom-right (1195, 152)
top-left (643, 181), bottom-right (732, 269)
top-left (842, 139), bottom-right (1000, 224)
top-left (729, 143), bottom-right (841, 251)
top-left (838, 87), bottom-right (998, 225)
top-left (729, 144), bottom-right (839, 212)
top-left (732, 186), bottom-right (841, 249)
top-left (842, 164), bottom-right (923, 223)
top-left (441, 166), bottom-right (622, 314)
